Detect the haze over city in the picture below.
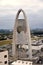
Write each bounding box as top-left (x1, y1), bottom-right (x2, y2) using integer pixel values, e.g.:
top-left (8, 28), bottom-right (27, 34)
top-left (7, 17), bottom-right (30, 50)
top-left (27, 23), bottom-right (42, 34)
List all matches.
top-left (0, 0), bottom-right (43, 29)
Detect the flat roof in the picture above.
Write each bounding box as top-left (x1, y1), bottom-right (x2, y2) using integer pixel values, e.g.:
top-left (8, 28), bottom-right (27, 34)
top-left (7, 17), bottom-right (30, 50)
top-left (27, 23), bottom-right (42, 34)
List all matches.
top-left (0, 49), bottom-right (7, 52)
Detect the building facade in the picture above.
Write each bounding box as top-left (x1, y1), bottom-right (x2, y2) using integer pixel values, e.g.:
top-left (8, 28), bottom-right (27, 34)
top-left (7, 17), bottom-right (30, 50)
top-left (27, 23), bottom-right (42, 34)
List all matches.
top-left (0, 50), bottom-right (8, 65)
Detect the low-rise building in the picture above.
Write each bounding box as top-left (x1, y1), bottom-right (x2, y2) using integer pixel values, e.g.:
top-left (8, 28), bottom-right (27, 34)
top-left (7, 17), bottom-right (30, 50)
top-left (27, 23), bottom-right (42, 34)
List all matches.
top-left (0, 49), bottom-right (8, 65)
top-left (11, 60), bottom-right (32, 65)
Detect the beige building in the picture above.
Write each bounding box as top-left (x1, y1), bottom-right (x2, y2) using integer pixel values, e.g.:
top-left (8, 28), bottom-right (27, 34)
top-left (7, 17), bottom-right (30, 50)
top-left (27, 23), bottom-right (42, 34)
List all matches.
top-left (0, 49), bottom-right (8, 65)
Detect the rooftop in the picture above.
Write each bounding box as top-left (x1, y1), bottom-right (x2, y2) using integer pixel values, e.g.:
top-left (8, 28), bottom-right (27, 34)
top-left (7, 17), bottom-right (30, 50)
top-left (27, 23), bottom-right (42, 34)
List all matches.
top-left (0, 49), bottom-right (7, 52)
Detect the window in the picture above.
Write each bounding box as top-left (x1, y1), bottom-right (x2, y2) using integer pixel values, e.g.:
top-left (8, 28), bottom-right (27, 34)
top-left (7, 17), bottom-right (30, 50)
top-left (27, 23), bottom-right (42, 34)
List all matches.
top-left (4, 55), bottom-right (7, 58)
top-left (22, 61), bottom-right (24, 64)
top-left (26, 62), bottom-right (28, 64)
top-left (29, 63), bottom-right (31, 65)
top-left (4, 61), bottom-right (7, 64)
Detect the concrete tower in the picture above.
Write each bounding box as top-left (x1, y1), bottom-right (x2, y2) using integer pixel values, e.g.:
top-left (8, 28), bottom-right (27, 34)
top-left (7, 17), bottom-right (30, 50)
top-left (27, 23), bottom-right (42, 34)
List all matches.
top-left (12, 9), bottom-right (32, 60)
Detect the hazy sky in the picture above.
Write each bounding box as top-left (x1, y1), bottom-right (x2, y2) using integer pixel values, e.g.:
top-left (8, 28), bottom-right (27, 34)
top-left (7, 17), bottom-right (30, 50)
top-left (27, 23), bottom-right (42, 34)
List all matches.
top-left (0, 0), bottom-right (43, 29)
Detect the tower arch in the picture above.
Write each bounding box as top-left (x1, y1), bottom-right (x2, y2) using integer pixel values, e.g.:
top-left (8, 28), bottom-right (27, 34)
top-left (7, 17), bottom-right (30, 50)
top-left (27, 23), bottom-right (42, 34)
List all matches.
top-left (12, 9), bottom-right (32, 60)
top-left (15, 9), bottom-right (26, 21)
top-left (15, 9), bottom-right (27, 33)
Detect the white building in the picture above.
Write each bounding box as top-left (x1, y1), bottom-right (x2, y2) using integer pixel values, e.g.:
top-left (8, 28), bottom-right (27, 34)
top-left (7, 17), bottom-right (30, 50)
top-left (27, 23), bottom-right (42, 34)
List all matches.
top-left (11, 60), bottom-right (32, 65)
top-left (32, 45), bottom-right (43, 50)
top-left (0, 49), bottom-right (8, 65)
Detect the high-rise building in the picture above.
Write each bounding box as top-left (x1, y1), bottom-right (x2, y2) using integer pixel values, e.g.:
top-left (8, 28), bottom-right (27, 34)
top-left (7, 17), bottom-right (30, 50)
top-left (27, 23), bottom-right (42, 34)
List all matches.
top-left (12, 9), bottom-right (32, 60)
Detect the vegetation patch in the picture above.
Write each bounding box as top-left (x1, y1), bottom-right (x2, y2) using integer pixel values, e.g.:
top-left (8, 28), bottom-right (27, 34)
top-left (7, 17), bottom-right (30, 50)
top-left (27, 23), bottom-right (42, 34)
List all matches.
top-left (0, 40), bottom-right (12, 46)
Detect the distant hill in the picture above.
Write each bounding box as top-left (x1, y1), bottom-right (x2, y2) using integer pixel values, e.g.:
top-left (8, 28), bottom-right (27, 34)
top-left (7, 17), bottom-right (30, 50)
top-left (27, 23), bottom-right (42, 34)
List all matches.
top-left (0, 29), bottom-right (13, 35)
top-left (0, 29), bottom-right (43, 35)
top-left (31, 29), bottom-right (43, 35)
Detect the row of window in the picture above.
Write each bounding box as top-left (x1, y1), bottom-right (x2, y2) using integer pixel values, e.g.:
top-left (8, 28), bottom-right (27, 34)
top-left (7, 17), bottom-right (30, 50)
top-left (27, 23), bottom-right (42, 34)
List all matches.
top-left (4, 55), bottom-right (7, 64)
